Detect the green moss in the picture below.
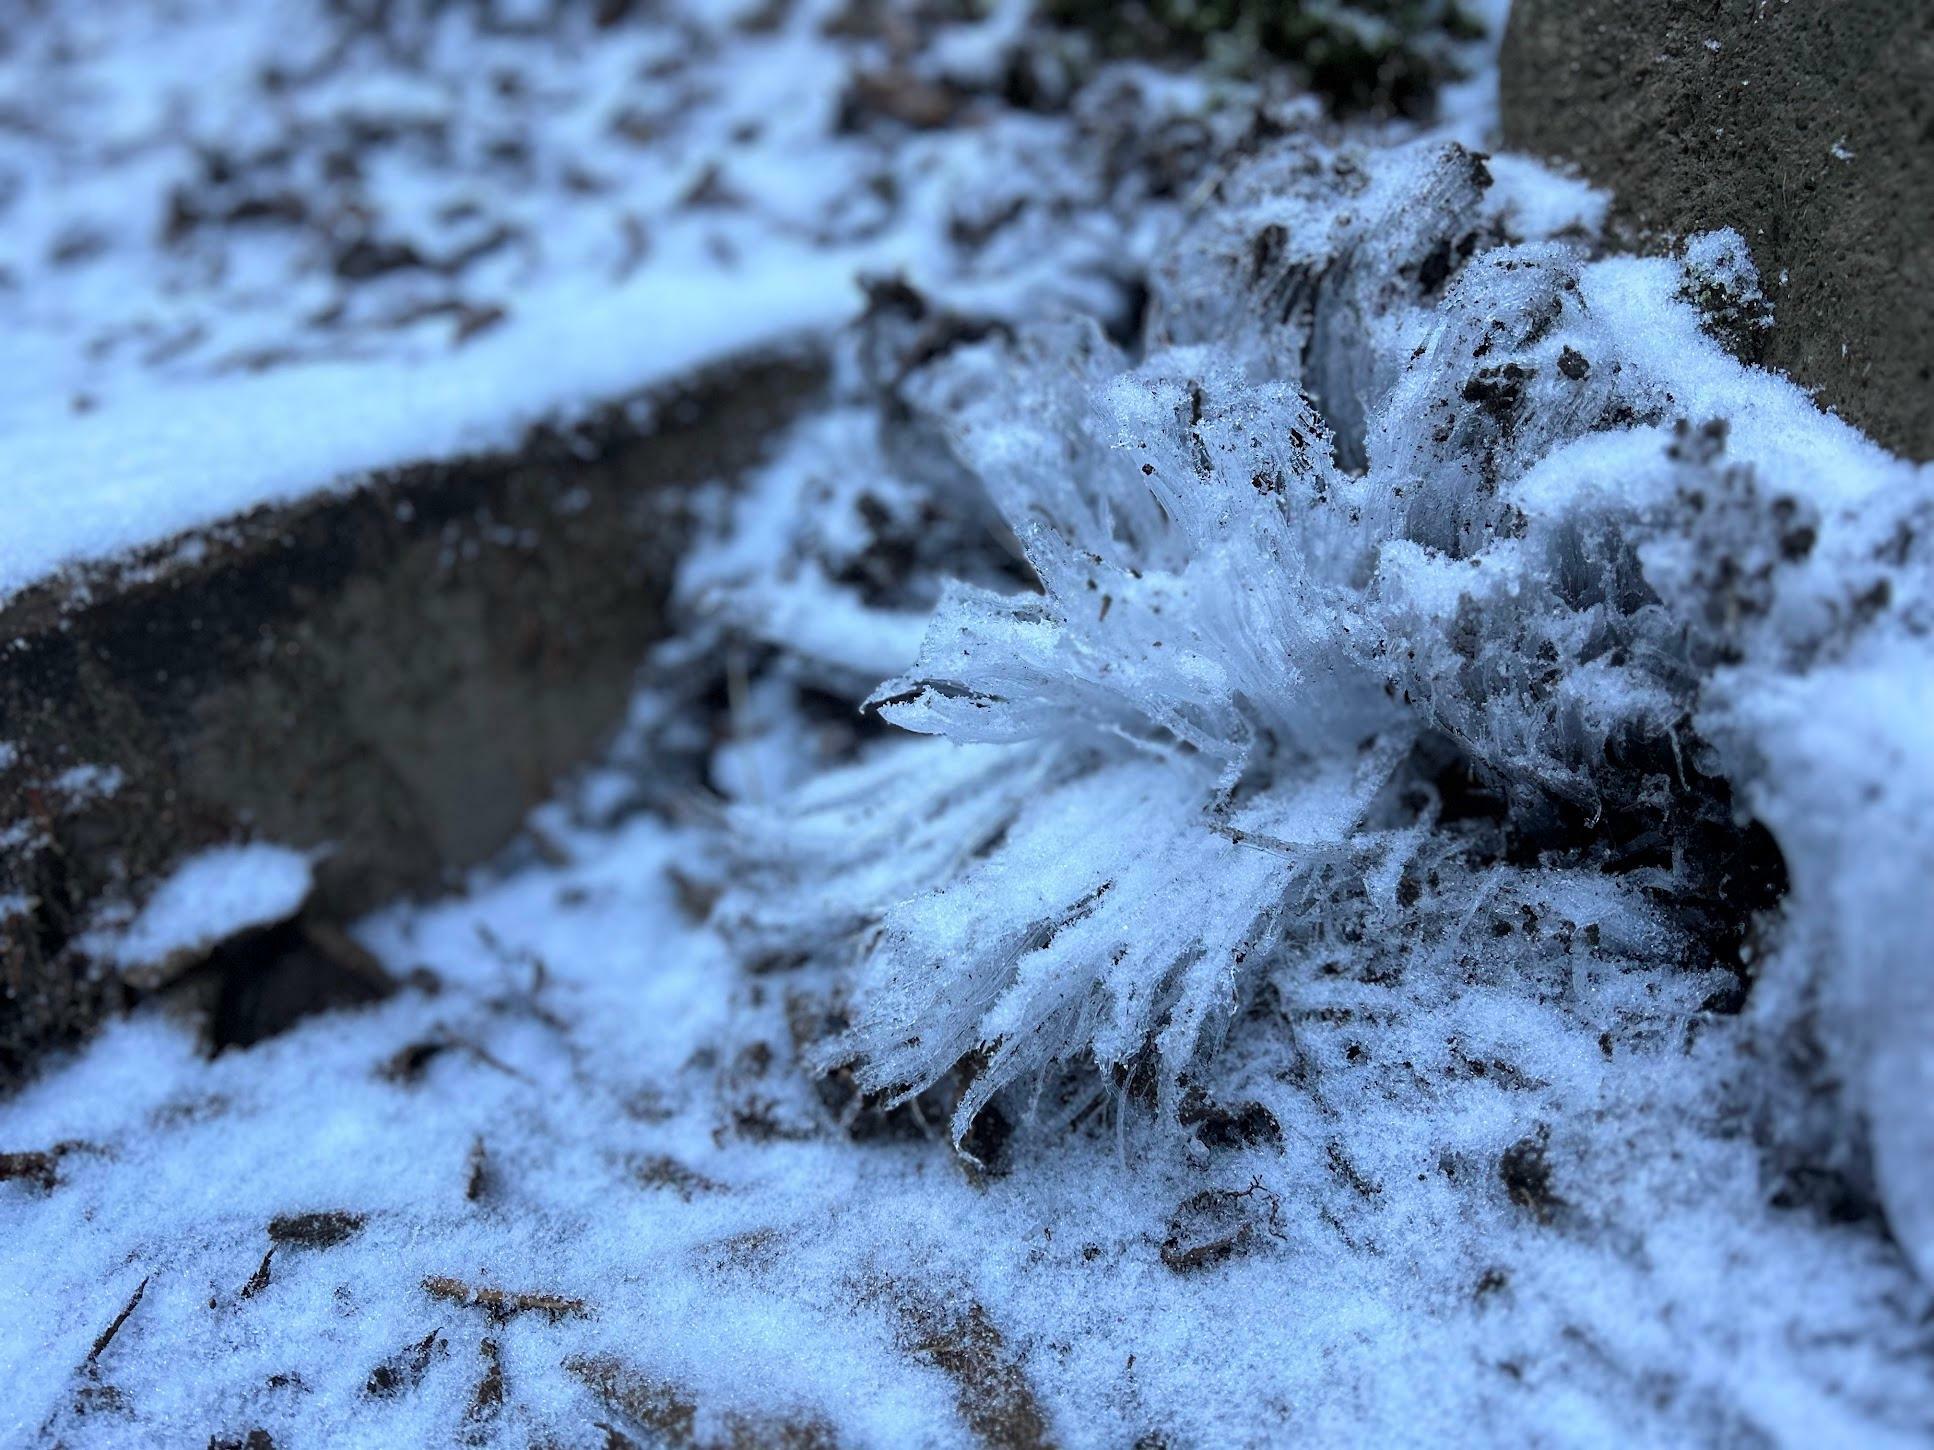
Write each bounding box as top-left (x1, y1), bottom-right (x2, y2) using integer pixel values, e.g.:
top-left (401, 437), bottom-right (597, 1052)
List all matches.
top-left (1041, 0), bottom-right (1482, 116)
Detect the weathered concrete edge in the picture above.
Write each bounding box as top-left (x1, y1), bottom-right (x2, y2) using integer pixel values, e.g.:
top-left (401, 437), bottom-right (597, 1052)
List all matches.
top-left (0, 342), bottom-right (829, 1088)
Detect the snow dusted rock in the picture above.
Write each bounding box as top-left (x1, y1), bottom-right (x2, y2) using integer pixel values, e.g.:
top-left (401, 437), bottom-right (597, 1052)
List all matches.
top-left (107, 845), bottom-right (315, 991)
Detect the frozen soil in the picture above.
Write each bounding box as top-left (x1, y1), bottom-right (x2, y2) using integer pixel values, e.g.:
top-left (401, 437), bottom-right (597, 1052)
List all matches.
top-left (2, 777), bottom-right (1931, 1447)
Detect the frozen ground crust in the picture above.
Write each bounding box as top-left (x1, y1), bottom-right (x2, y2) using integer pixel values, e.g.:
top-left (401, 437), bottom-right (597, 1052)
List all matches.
top-left (1, 801), bottom-right (1930, 1448)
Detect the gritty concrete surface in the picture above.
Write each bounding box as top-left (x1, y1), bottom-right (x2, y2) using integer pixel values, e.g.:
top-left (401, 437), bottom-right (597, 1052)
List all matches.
top-left (0, 348), bottom-right (827, 1087)
top-left (1501, 0), bottom-right (1933, 460)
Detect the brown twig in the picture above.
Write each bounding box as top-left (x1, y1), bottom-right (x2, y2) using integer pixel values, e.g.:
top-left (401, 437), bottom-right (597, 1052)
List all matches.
top-left (467, 1338), bottom-right (505, 1423)
top-left (87, 1277), bottom-right (150, 1364)
top-left (465, 1137), bottom-right (490, 1203)
top-left (240, 1249), bottom-right (275, 1300)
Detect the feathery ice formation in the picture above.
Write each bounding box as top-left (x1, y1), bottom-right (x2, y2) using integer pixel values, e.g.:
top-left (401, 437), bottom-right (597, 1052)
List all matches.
top-left (709, 138), bottom-right (1934, 1279)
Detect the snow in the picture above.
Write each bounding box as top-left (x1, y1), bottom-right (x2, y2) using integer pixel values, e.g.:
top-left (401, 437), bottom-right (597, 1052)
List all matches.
top-left (108, 844), bottom-right (315, 984)
top-left (1482, 153), bottom-right (1611, 240)
top-left (49, 765), bottom-right (125, 803)
top-left (4, 788), bottom-right (1933, 1445)
top-left (7, 1), bottom-right (1934, 1445)
top-left (0, 0), bottom-right (1180, 605)
top-left (0, 255), bottom-right (858, 605)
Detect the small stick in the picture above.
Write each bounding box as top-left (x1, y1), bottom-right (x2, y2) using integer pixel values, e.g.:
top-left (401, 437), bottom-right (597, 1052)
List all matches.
top-left (87, 1276), bottom-right (149, 1364)
top-left (240, 1249), bottom-right (275, 1300)
top-left (467, 1337), bottom-right (505, 1423)
top-left (465, 1137), bottom-right (489, 1203)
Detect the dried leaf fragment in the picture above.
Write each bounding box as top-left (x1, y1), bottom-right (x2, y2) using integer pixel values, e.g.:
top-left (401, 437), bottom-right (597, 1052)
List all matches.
top-left (422, 1275), bottom-right (587, 1321)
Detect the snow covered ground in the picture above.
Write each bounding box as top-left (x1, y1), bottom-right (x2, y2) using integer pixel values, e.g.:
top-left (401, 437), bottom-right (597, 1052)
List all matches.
top-left (5, 2), bottom-right (1934, 1446)
top-left (0, 0), bottom-right (1164, 601)
top-left (3, 771), bottom-right (1930, 1445)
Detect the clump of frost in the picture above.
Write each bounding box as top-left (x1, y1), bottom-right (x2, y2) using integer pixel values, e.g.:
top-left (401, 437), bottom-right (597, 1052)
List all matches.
top-left (722, 140), bottom-right (1729, 1140)
top-left (732, 322), bottom-right (1427, 1133)
top-left (721, 122), bottom-right (1934, 1299)
top-left (1148, 138), bottom-right (1498, 470)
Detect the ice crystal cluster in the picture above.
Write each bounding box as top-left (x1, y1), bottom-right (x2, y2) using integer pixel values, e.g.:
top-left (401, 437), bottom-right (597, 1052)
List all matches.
top-left (711, 138), bottom-right (1934, 1270)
